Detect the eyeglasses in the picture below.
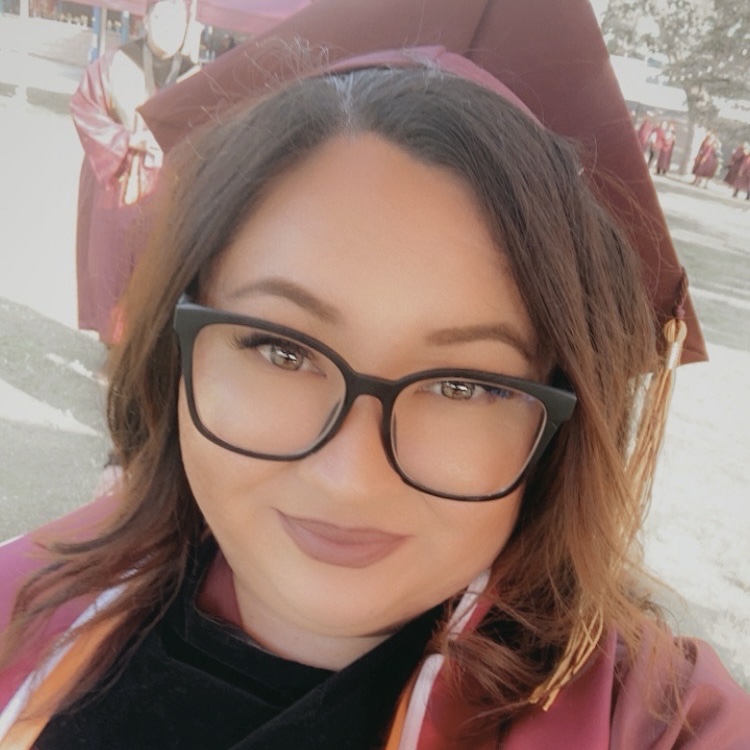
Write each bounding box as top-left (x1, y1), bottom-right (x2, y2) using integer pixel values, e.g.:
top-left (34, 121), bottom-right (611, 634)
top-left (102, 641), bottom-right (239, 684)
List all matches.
top-left (173, 296), bottom-right (576, 501)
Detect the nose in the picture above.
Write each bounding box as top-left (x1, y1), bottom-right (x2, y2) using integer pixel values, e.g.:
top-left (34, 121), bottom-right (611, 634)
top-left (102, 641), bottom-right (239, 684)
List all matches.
top-left (298, 395), bottom-right (402, 500)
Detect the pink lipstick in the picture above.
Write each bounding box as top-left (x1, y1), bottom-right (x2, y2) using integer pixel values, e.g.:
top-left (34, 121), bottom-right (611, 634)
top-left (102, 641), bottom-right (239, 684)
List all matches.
top-left (278, 512), bottom-right (407, 568)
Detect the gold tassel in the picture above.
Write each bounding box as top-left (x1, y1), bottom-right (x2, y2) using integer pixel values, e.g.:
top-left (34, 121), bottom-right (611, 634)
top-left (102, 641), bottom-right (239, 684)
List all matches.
top-left (529, 271), bottom-right (690, 712)
top-left (627, 270), bottom-right (689, 506)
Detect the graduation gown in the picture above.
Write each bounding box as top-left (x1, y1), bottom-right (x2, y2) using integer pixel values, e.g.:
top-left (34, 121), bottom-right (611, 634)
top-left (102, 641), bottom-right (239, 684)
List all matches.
top-left (70, 41), bottom-right (193, 343)
top-left (31, 541), bottom-right (442, 750)
top-left (692, 138), bottom-right (720, 179)
top-left (1, 498), bottom-right (749, 749)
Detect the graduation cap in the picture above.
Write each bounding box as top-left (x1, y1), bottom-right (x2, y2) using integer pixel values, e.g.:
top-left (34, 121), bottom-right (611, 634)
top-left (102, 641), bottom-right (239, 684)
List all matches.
top-left (140, 0), bottom-right (705, 366)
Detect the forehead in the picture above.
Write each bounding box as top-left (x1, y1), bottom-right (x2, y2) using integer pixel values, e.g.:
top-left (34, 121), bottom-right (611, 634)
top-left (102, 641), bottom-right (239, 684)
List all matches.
top-left (148, 1), bottom-right (186, 21)
top-left (206, 133), bottom-right (537, 370)
top-left (210, 132), bottom-right (500, 284)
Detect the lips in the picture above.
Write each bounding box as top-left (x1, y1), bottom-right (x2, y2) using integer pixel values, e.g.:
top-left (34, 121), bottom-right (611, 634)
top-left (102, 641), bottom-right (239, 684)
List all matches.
top-left (278, 511), bottom-right (407, 568)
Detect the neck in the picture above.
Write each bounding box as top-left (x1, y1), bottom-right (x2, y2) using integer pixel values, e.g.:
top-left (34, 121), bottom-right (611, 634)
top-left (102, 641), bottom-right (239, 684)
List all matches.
top-left (197, 549), bottom-right (393, 670)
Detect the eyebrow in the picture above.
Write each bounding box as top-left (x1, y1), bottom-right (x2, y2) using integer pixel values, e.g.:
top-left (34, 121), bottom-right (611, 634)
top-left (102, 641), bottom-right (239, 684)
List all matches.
top-left (226, 277), bottom-right (534, 363)
top-left (426, 324), bottom-right (536, 364)
top-left (225, 278), bottom-right (341, 323)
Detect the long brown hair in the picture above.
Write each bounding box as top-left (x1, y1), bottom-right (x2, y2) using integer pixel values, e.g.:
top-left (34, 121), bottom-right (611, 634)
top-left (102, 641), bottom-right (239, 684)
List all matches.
top-left (2, 64), bottom-right (672, 724)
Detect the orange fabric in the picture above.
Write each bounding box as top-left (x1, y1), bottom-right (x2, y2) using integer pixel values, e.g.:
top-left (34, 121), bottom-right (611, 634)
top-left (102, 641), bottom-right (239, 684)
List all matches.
top-left (0, 494), bottom-right (119, 711)
top-left (0, 618), bottom-right (117, 750)
top-left (382, 676), bottom-right (414, 750)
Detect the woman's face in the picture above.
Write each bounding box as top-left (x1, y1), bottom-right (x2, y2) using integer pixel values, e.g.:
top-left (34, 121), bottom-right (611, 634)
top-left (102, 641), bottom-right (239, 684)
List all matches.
top-left (178, 133), bottom-right (541, 669)
top-left (145, 1), bottom-right (187, 59)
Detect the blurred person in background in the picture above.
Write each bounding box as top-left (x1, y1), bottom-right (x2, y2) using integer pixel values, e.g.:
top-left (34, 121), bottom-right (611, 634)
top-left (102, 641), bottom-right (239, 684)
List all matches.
top-left (724, 142), bottom-right (750, 200)
top-left (691, 131), bottom-right (721, 188)
top-left (654, 121), bottom-right (676, 176)
top-left (646, 117), bottom-right (663, 168)
top-left (71, 0), bottom-right (198, 345)
top-left (636, 111), bottom-right (655, 158)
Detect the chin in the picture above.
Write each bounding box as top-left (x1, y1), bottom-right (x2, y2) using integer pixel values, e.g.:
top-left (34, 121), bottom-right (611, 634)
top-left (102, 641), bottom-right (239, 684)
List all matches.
top-left (278, 568), bottom-right (438, 636)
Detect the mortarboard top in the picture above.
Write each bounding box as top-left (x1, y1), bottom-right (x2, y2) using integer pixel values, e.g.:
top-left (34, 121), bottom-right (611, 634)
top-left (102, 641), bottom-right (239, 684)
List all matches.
top-left (140, 0), bottom-right (706, 364)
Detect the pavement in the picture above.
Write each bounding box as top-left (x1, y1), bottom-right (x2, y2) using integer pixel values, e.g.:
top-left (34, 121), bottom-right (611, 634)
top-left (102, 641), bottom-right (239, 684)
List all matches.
top-left (0, 15), bottom-right (112, 535)
top-left (0, 16), bottom-right (748, 688)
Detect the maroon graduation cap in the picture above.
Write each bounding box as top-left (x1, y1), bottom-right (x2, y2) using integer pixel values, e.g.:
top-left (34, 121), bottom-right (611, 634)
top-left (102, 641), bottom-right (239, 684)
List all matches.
top-left (140, 0), bottom-right (706, 364)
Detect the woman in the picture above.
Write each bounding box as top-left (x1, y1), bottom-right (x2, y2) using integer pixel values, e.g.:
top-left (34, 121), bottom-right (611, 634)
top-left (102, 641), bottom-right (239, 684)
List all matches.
top-left (724, 142), bottom-right (750, 200)
top-left (2, 10), bottom-right (749, 750)
top-left (691, 132), bottom-right (721, 188)
top-left (71, 0), bottom-right (197, 344)
top-left (654, 121), bottom-right (677, 175)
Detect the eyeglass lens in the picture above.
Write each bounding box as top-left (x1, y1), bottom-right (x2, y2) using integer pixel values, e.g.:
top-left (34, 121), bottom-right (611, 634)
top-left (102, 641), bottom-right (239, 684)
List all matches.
top-left (190, 323), bottom-right (547, 498)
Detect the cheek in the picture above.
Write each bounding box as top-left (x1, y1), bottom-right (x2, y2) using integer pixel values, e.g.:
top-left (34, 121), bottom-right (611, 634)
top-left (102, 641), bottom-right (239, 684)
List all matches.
top-left (476, 508), bottom-right (518, 565)
top-left (429, 491), bottom-right (523, 596)
top-left (177, 384), bottom-right (276, 527)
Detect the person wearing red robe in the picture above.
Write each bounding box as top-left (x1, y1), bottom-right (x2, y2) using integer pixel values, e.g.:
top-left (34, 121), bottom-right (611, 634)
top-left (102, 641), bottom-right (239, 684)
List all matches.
top-left (734, 153), bottom-right (750, 199)
top-left (71, 0), bottom-right (195, 344)
top-left (636, 113), bottom-right (655, 154)
top-left (646, 119), bottom-right (664, 168)
top-left (724, 142), bottom-right (750, 199)
top-left (0, 495), bottom-right (749, 749)
top-left (655, 121), bottom-right (676, 175)
top-left (2, 1), bottom-right (747, 747)
top-left (691, 132), bottom-right (720, 188)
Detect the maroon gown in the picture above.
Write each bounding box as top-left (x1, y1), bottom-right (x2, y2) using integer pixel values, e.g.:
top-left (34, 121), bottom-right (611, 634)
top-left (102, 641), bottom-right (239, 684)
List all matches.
top-left (70, 41), bottom-right (193, 343)
top-left (692, 136), bottom-right (720, 179)
top-left (724, 146), bottom-right (750, 194)
top-left (1, 497), bottom-right (749, 748)
top-left (656, 129), bottom-right (676, 174)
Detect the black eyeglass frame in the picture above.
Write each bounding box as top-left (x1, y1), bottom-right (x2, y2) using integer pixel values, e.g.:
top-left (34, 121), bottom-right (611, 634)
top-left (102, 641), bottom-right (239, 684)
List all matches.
top-left (173, 296), bottom-right (577, 502)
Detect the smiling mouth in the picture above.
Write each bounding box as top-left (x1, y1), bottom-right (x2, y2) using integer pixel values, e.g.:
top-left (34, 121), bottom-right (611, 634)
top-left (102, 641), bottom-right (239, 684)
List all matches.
top-left (277, 512), bottom-right (408, 568)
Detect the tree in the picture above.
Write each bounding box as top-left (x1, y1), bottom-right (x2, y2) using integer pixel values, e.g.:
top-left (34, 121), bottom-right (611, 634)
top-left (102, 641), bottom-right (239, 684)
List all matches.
top-left (699, 0), bottom-right (750, 100)
top-left (602, 0), bottom-right (749, 167)
top-left (600, 0), bottom-right (661, 56)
